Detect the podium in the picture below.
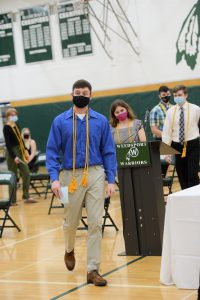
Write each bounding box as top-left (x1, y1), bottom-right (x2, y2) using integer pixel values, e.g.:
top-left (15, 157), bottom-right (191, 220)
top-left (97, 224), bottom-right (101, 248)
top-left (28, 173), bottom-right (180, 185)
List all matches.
top-left (117, 141), bottom-right (179, 256)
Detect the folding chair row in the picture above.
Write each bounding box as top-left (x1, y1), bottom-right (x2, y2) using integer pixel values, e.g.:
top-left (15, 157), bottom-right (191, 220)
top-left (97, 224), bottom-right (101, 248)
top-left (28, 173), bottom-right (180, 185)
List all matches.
top-left (48, 193), bottom-right (118, 234)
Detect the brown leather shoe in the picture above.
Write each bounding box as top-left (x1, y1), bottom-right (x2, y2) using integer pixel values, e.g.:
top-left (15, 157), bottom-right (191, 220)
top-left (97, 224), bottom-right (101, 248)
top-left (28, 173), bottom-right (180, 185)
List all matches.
top-left (87, 270), bottom-right (107, 286)
top-left (64, 250), bottom-right (75, 271)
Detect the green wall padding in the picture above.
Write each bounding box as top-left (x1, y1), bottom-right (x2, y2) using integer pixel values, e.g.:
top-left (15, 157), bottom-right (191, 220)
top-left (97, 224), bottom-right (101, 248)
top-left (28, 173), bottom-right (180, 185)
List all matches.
top-left (17, 86), bottom-right (200, 153)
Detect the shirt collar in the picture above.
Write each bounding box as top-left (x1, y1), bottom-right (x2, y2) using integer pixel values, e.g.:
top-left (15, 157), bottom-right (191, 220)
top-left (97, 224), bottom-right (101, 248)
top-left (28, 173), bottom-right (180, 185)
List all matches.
top-left (160, 99), bottom-right (170, 107)
top-left (178, 101), bottom-right (188, 110)
top-left (64, 107), bottom-right (98, 119)
top-left (64, 107), bottom-right (73, 119)
top-left (159, 100), bottom-right (171, 109)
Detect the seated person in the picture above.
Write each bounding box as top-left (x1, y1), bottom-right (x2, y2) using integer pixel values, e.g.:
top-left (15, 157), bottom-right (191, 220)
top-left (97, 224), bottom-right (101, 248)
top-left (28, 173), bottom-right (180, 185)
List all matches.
top-left (21, 128), bottom-right (38, 172)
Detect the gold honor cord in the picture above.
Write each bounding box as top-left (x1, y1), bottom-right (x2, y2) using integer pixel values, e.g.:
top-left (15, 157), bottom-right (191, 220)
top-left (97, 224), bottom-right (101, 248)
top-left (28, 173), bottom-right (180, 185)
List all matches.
top-left (169, 103), bottom-right (190, 158)
top-left (68, 108), bottom-right (89, 193)
top-left (159, 103), bottom-right (168, 114)
top-left (10, 125), bottom-right (28, 162)
top-left (159, 102), bottom-right (172, 128)
top-left (116, 120), bottom-right (132, 144)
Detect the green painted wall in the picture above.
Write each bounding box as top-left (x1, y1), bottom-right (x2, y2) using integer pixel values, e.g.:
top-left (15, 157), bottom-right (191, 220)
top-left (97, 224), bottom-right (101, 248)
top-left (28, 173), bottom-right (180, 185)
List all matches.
top-left (17, 86), bottom-right (200, 153)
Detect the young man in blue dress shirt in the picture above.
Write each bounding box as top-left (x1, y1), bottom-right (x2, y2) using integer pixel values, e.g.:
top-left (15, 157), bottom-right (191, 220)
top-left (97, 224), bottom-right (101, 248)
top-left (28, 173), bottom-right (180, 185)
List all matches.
top-left (46, 79), bottom-right (116, 286)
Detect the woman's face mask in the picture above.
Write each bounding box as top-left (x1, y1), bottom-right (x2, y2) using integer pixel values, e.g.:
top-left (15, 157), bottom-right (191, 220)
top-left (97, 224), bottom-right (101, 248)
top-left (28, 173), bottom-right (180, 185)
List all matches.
top-left (116, 111), bottom-right (128, 121)
top-left (24, 134), bottom-right (30, 139)
top-left (9, 115), bottom-right (18, 122)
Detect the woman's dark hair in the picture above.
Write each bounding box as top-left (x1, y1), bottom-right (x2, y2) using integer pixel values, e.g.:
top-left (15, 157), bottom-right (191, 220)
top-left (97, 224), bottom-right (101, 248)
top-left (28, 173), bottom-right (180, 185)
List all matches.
top-left (110, 99), bottom-right (136, 127)
top-left (72, 79), bottom-right (92, 92)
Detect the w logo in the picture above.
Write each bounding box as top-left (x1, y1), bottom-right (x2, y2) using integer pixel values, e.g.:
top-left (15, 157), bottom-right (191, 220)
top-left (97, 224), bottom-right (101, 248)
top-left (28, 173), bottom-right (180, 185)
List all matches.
top-left (176, 0), bottom-right (200, 70)
top-left (126, 146), bottom-right (139, 161)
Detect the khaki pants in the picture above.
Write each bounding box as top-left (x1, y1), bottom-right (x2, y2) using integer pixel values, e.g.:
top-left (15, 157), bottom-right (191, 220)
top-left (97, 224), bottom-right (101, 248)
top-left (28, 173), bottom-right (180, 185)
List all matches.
top-left (62, 165), bottom-right (105, 272)
top-left (6, 146), bottom-right (30, 203)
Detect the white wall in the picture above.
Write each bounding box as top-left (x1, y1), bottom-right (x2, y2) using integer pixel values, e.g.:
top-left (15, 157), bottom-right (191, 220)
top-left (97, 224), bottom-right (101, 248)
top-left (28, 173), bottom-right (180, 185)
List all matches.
top-left (0, 0), bottom-right (199, 102)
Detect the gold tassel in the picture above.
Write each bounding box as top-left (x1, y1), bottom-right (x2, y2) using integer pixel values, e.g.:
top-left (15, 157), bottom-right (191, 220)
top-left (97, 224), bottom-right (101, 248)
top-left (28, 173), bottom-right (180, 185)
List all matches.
top-left (80, 171), bottom-right (88, 187)
top-left (68, 177), bottom-right (77, 193)
top-left (181, 144), bottom-right (187, 158)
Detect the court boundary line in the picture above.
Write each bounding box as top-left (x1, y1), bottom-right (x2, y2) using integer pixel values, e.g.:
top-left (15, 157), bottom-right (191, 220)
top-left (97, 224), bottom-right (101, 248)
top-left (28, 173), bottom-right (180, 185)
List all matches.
top-left (50, 256), bottom-right (145, 300)
top-left (0, 280), bottom-right (184, 290)
top-left (181, 290), bottom-right (197, 300)
top-left (0, 226), bottom-right (62, 250)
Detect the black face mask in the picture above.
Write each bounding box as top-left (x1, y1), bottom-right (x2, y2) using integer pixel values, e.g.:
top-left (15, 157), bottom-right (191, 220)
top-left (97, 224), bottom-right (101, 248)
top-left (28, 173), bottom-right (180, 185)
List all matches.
top-left (161, 96), bottom-right (170, 103)
top-left (73, 95), bottom-right (90, 108)
top-left (24, 134), bottom-right (29, 139)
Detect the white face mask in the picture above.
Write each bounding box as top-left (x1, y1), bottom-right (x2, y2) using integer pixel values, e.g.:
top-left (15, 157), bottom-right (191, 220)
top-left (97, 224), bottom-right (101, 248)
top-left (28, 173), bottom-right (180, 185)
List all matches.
top-left (9, 115), bottom-right (18, 122)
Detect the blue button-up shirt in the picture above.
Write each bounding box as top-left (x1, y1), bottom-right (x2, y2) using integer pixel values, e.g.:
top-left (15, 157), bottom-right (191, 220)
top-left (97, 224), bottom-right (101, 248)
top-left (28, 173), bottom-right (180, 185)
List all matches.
top-left (46, 107), bottom-right (117, 183)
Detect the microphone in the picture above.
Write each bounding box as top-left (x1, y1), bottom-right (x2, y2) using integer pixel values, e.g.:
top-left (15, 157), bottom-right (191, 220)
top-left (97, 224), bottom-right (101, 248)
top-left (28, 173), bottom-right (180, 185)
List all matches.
top-left (144, 109), bottom-right (150, 125)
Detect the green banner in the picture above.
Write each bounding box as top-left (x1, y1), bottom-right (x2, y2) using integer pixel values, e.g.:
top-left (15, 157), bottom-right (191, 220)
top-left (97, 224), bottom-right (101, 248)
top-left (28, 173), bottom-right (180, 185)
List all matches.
top-left (116, 142), bottom-right (151, 168)
top-left (0, 13), bottom-right (16, 67)
top-left (58, 2), bottom-right (92, 58)
top-left (20, 6), bottom-right (53, 63)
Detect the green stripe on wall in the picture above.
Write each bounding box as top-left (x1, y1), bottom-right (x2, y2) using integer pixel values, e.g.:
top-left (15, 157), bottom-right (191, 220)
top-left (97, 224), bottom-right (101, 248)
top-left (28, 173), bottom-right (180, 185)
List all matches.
top-left (17, 86), bottom-right (200, 153)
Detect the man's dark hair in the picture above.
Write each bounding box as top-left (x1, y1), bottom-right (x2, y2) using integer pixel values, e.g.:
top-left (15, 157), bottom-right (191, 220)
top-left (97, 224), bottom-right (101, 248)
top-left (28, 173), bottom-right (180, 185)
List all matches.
top-left (172, 85), bottom-right (188, 95)
top-left (158, 86), bottom-right (170, 94)
top-left (72, 79), bottom-right (92, 92)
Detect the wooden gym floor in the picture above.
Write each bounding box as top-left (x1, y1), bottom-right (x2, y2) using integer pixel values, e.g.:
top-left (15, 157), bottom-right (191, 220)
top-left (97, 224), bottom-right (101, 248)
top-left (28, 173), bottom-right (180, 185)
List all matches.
top-left (0, 171), bottom-right (198, 300)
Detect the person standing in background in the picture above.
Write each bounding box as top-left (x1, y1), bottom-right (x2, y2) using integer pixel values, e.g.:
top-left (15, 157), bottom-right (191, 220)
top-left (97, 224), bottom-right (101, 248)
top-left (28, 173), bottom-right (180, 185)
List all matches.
top-left (46, 79), bottom-right (116, 286)
top-left (149, 86), bottom-right (173, 177)
top-left (162, 85), bottom-right (200, 189)
top-left (110, 99), bottom-right (146, 143)
top-left (150, 86), bottom-right (173, 140)
top-left (3, 108), bottom-right (37, 204)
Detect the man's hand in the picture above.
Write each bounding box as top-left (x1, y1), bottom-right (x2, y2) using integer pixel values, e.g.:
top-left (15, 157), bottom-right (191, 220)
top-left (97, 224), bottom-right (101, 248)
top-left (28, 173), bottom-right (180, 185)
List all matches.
top-left (51, 180), bottom-right (62, 199)
top-left (107, 183), bottom-right (115, 197)
top-left (164, 155), bottom-right (172, 164)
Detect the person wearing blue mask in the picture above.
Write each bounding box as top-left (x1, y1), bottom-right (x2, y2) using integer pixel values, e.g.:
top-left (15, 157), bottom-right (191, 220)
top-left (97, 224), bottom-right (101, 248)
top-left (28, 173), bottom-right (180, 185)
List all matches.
top-left (162, 85), bottom-right (200, 189)
top-left (3, 108), bottom-right (37, 204)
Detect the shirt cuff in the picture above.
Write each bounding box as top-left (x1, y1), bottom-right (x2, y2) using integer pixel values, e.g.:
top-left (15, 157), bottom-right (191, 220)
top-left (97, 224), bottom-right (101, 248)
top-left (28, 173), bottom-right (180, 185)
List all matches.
top-left (107, 174), bottom-right (115, 184)
top-left (50, 174), bottom-right (59, 182)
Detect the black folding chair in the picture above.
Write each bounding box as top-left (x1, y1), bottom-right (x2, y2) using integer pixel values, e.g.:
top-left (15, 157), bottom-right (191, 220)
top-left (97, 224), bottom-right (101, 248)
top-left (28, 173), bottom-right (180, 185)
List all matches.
top-left (48, 193), bottom-right (118, 234)
top-left (102, 197), bottom-right (119, 234)
top-left (48, 193), bottom-right (63, 215)
top-left (162, 161), bottom-right (176, 196)
top-left (0, 171), bottom-right (21, 237)
top-left (30, 153), bottom-right (50, 197)
top-left (80, 197), bottom-right (119, 234)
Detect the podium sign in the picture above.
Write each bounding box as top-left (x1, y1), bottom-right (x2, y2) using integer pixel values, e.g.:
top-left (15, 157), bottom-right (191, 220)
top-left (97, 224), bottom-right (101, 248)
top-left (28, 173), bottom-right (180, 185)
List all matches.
top-left (116, 142), bottom-right (151, 168)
